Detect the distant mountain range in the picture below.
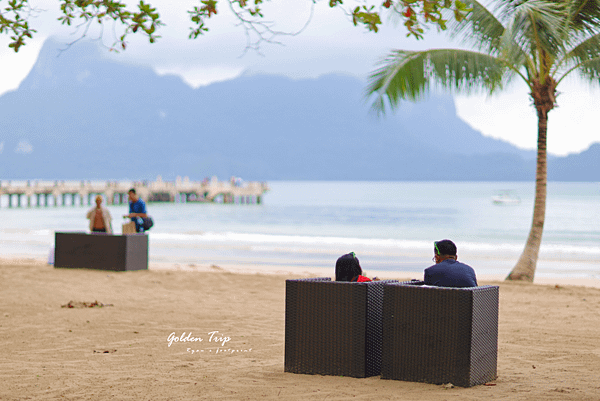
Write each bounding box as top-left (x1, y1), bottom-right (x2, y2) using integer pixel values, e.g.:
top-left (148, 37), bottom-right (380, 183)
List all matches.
top-left (0, 38), bottom-right (597, 181)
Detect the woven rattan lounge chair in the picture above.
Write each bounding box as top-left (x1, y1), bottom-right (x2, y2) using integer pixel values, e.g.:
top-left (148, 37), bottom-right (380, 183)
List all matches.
top-left (284, 277), bottom-right (397, 378)
top-left (381, 281), bottom-right (499, 387)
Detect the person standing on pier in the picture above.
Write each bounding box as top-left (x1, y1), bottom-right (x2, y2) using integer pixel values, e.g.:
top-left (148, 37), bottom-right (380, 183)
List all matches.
top-left (86, 195), bottom-right (113, 233)
top-left (124, 188), bottom-right (148, 233)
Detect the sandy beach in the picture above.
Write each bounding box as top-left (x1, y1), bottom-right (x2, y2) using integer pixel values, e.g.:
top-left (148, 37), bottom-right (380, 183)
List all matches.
top-left (1, 258), bottom-right (600, 400)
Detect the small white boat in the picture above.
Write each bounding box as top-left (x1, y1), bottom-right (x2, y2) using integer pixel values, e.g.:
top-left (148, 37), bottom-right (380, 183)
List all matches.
top-left (492, 191), bottom-right (521, 205)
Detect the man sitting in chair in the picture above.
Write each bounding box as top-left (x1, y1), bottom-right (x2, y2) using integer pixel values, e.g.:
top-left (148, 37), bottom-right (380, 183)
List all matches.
top-left (424, 239), bottom-right (478, 287)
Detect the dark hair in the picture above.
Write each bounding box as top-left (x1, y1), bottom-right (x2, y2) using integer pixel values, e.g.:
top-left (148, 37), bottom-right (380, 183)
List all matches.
top-left (335, 252), bottom-right (362, 282)
top-left (128, 188), bottom-right (136, 194)
top-left (434, 239), bottom-right (457, 256)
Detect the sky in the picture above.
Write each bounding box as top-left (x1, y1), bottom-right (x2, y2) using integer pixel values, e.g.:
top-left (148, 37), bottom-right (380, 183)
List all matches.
top-left (1, 0), bottom-right (599, 156)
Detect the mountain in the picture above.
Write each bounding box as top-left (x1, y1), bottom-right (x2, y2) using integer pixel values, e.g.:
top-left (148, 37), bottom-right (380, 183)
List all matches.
top-left (0, 38), bottom-right (595, 181)
top-left (550, 144), bottom-right (600, 181)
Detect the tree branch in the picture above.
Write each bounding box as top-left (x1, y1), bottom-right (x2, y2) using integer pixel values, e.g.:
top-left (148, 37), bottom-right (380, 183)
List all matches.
top-left (1, 0), bottom-right (470, 53)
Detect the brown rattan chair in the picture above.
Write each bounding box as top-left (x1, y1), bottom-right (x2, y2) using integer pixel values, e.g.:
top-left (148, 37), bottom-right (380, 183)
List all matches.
top-left (381, 281), bottom-right (499, 387)
top-left (284, 277), bottom-right (397, 378)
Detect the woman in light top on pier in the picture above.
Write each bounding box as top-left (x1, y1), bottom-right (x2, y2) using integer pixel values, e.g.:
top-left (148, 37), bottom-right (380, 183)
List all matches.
top-left (86, 195), bottom-right (113, 233)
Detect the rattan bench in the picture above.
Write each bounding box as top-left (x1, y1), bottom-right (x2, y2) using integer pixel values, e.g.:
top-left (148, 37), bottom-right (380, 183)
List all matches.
top-left (381, 281), bottom-right (499, 387)
top-left (54, 232), bottom-right (148, 271)
top-left (284, 277), bottom-right (397, 378)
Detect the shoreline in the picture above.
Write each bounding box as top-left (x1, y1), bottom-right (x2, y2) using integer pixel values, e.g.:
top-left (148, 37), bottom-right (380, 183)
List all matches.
top-left (5, 255), bottom-right (600, 289)
top-left (2, 226), bottom-right (598, 283)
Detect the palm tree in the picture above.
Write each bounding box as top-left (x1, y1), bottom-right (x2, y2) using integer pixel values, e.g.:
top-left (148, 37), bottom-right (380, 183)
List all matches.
top-left (367, 0), bottom-right (600, 282)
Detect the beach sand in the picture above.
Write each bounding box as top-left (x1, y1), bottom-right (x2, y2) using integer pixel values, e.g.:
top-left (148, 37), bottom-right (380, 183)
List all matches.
top-left (1, 258), bottom-right (600, 400)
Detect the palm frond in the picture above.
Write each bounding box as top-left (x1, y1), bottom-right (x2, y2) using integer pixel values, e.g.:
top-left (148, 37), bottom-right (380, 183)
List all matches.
top-left (498, 27), bottom-right (533, 71)
top-left (450, 0), bottom-right (506, 55)
top-left (567, 56), bottom-right (600, 85)
top-left (504, 0), bottom-right (567, 57)
top-left (562, 32), bottom-right (600, 68)
top-left (449, 0), bottom-right (533, 77)
top-left (366, 49), bottom-right (507, 113)
top-left (565, 0), bottom-right (600, 36)
top-left (490, 0), bottom-right (522, 24)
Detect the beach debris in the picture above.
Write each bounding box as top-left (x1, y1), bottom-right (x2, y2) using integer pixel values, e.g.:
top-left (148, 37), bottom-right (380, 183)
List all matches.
top-left (485, 383), bottom-right (497, 386)
top-left (61, 300), bottom-right (113, 308)
top-left (532, 365), bottom-right (536, 369)
top-left (93, 349), bottom-right (117, 354)
top-left (442, 383), bottom-right (454, 389)
top-left (210, 264), bottom-right (223, 271)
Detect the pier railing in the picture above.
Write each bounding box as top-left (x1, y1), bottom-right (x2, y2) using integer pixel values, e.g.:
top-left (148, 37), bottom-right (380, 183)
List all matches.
top-left (0, 176), bottom-right (269, 207)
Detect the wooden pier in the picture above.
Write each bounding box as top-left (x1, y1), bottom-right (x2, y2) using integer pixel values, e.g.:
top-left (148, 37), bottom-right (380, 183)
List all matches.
top-left (0, 176), bottom-right (269, 207)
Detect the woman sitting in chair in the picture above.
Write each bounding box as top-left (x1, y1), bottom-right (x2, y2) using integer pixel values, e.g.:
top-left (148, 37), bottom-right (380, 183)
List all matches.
top-left (335, 252), bottom-right (372, 282)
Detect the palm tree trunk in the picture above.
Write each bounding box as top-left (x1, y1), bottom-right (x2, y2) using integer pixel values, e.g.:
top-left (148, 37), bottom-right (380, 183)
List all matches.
top-left (506, 108), bottom-right (548, 282)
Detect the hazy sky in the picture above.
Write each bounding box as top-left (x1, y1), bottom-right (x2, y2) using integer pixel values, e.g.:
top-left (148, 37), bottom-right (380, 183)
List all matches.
top-left (1, 0), bottom-right (599, 156)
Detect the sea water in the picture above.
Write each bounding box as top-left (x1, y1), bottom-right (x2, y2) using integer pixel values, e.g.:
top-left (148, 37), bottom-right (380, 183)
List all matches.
top-left (0, 181), bottom-right (598, 278)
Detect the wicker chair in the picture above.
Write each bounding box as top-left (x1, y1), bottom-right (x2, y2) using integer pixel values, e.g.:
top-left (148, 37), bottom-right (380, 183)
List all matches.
top-left (54, 232), bottom-right (148, 271)
top-left (284, 277), bottom-right (397, 378)
top-left (381, 281), bottom-right (499, 387)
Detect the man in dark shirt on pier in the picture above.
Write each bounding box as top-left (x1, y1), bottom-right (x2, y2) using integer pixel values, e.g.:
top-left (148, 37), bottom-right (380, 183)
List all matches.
top-left (423, 239), bottom-right (478, 287)
top-left (124, 188), bottom-right (148, 233)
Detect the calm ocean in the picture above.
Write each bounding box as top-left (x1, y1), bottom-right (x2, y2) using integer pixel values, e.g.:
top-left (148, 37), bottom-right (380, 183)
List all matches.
top-left (0, 181), bottom-right (598, 279)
